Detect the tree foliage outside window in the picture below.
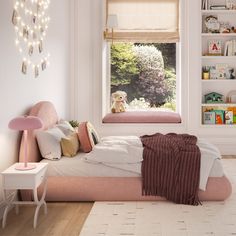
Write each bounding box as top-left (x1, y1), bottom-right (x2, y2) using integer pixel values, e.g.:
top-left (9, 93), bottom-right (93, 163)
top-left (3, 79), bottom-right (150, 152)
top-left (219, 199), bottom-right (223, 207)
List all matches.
top-left (110, 43), bottom-right (176, 111)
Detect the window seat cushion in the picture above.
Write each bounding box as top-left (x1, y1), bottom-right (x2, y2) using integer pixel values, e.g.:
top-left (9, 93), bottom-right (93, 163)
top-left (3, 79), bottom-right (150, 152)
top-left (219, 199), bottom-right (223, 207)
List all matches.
top-left (102, 111), bottom-right (181, 123)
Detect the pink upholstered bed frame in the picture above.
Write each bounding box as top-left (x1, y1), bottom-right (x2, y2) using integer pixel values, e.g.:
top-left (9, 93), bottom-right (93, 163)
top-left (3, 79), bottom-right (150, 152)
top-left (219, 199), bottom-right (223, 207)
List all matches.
top-left (19, 101), bottom-right (232, 202)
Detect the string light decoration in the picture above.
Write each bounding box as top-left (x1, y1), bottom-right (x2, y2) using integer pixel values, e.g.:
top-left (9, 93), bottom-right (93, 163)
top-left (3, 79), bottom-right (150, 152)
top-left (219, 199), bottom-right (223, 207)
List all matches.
top-left (12, 0), bottom-right (51, 78)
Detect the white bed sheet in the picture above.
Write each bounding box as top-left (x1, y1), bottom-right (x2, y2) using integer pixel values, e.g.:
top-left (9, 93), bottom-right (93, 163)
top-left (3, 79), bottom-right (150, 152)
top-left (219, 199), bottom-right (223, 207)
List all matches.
top-left (40, 136), bottom-right (224, 191)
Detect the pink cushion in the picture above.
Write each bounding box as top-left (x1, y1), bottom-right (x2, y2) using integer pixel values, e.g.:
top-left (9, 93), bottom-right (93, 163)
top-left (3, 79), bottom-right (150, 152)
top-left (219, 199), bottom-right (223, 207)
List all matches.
top-left (102, 111), bottom-right (181, 123)
top-left (78, 122), bottom-right (100, 153)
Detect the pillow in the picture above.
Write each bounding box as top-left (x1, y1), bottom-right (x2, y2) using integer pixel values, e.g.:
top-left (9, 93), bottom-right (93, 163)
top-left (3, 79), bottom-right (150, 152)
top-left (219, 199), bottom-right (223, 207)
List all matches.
top-left (78, 122), bottom-right (100, 153)
top-left (60, 133), bottom-right (80, 157)
top-left (36, 127), bottom-right (66, 160)
top-left (56, 120), bottom-right (75, 136)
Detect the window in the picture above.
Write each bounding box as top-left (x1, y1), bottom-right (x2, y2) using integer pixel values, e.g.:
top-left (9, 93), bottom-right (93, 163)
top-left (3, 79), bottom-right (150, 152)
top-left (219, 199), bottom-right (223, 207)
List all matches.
top-left (110, 42), bottom-right (176, 111)
top-left (104, 0), bottom-right (180, 114)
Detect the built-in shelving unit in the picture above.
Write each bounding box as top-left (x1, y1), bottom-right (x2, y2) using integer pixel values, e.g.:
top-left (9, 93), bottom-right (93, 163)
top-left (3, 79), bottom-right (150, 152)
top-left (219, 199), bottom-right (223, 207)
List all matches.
top-left (201, 0), bottom-right (236, 126)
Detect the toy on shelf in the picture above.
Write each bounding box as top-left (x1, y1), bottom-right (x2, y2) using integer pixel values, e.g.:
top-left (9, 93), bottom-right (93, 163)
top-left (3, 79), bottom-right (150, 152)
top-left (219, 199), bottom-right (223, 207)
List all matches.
top-left (204, 92), bottom-right (224, 103)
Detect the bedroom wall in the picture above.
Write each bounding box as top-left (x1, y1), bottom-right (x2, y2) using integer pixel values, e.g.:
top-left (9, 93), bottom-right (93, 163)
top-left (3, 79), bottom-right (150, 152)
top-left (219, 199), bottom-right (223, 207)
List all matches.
top-left (0, 0), bottom-right (71, 217)
top-left (72, 0), bottom-right (236, 154)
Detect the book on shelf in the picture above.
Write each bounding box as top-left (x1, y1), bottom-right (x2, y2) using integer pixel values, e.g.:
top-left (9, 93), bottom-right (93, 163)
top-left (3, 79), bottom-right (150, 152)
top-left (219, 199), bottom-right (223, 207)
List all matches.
top-left (225, 110), bottom-right (233, 124)
top-left (202, 0), bottom-right (208, 10)
top-left (210, 5), bottom-right (227, 10)
top-left (203, 111), bottom-right (215, 124)
top-left (224, 40), bottom-right (236, 56)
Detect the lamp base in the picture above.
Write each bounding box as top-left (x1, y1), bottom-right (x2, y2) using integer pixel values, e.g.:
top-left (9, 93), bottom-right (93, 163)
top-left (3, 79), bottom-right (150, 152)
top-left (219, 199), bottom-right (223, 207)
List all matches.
top-left (15, 163), bottom-right (37, 171)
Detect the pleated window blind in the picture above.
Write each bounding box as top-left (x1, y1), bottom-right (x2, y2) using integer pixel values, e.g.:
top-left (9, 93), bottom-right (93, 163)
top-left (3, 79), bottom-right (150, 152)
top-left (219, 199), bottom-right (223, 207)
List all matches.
top-left (105, 0), bottom-right (180, 43)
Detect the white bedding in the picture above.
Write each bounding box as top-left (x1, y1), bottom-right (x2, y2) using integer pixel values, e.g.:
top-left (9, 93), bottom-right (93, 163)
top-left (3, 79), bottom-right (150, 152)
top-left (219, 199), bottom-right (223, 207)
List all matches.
top-left (41, 136), bottom-right (224, 191)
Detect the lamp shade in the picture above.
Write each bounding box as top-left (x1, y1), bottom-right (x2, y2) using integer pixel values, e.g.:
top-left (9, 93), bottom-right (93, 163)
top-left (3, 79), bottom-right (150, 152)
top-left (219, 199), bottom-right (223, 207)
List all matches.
top-left (8, 116), bottom-right (43, 131)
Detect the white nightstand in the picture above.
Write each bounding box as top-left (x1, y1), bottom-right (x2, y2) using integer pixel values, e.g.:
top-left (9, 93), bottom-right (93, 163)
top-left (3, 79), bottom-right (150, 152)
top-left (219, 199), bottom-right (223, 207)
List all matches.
top-left (1, 162), bottom-right (48, 228)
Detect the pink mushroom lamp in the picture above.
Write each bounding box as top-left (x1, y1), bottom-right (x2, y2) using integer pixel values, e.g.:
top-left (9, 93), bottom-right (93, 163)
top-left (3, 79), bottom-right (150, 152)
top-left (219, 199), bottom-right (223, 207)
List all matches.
top-left (8, 116), bottom-right (43, 170)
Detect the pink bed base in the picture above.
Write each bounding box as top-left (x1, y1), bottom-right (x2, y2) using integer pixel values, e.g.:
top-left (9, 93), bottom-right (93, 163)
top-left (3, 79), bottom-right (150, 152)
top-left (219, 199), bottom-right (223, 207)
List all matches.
top-left (21, 176), bottom-right (230, 202)
top-left (19, 101), bottom-right (232, 202)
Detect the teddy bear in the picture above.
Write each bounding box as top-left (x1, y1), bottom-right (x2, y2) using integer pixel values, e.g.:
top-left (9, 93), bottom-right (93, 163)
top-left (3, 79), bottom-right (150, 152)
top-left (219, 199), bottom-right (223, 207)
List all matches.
top-left (111, 91), bottom-right (127, 113)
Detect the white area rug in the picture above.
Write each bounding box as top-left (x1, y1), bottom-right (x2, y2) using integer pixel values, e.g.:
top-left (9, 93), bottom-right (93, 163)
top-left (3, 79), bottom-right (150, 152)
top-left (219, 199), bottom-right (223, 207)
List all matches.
top-left (80, 159), bottom-right (236, 236)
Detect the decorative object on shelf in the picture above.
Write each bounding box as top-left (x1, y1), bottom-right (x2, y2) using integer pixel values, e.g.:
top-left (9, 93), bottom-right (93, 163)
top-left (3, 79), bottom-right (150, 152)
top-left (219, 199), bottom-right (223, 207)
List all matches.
top-left (216, 64), bottom-right (228, 79)
top-left (203, 111), bottom-right (216, 124)
top-left (208, 40), bottom-right (222, 55)
top-left (204, 92), bottom-right (224, 103)
top-left (8, 116), bottom-right (43, 170)
top-left (231, 27), bottom-right (236, 33)
top-left (220, 21), bottom-right (231, 33)
top-left (226, 67), bottom-right (235, 79)
top-left (224, 39), bottom-right (236, 56)
top-left (215, 110), bottom-right (225, 124)
top-left (225, 110), bottom-right (233, 124)
top-left (12, 0), bottom-right (51, 78)
top-left (202, 66), bottom-right (210, 80)
top-left (226, 0), bottom-right (234, 9)
top-left (205, 15), bottom-right (220, 33)
top-left (226, 90), bottom-right (236, 103)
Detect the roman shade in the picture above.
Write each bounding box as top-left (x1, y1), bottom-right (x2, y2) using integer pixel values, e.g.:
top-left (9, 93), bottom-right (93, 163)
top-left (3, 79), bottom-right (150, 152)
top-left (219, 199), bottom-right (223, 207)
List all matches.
top-left (105, 0), bottom-right (180, 43)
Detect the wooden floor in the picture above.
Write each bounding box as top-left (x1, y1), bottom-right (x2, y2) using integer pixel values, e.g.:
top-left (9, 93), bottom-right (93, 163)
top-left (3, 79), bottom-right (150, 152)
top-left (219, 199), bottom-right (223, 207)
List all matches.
top-left (0, 202), bottom-right (93, 236)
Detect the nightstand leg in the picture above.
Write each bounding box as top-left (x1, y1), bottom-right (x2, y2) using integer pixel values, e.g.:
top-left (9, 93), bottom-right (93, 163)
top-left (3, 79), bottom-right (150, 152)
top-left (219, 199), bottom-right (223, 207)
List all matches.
top-left (15, 205), bottom-right (19, 215)
top-left (2, 205), bottom-right (9, 228)
top-left (2, 189), bottom-right (9, 228)
top-left (43, 201), bottom-right (47, 215)
top-left (33, 178), bottom-right (47, 228)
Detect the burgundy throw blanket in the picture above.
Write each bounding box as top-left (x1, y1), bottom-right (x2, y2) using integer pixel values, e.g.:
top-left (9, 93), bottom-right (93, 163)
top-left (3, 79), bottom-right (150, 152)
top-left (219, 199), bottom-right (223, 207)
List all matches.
top-left (140, 133), bottom-right (201, 205)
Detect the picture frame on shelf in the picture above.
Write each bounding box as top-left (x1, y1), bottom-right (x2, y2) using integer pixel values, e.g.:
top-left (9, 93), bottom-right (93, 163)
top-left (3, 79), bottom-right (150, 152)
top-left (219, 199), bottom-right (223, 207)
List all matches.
top-left (209, 66), bottom-right (218, 79)
top-left (203, 111), bottom-right (216, 124)
top-left (216, 64), bottom-right (228, 79)
top-left (209, 40), bottom-right (222, 55)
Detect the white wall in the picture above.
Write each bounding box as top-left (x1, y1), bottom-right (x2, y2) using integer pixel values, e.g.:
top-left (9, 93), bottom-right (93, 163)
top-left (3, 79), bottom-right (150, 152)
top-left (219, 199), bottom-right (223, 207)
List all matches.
top-left (73, 0), bottom-right (236, 154)
top-left (0, 0), bottom-right (70, 216)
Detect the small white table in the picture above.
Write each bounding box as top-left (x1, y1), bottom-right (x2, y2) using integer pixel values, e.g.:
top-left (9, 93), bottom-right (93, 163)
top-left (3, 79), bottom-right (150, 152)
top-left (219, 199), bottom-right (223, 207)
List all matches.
top-left (1, 163), bottom-right (48, 228)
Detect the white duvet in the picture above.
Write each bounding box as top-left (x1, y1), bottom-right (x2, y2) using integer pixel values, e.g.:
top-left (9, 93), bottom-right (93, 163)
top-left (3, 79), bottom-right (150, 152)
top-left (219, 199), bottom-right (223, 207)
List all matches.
top-left (82, 136), bottom-right (223, 191)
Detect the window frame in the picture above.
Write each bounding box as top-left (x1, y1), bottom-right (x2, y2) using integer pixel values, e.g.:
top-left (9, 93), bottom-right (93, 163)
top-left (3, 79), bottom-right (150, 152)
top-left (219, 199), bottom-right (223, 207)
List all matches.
top-left (103, 41), bottom-right (181, 116)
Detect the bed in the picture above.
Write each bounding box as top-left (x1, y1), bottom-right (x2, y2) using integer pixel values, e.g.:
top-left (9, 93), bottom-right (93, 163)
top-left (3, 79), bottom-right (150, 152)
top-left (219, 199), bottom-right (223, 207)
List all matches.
top-left (19, 101), bottom-right (232, 202)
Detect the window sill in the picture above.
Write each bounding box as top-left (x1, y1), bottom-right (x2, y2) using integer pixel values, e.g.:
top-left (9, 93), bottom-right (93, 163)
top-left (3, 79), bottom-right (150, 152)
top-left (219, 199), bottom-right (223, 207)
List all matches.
top-left (102, 111), bottom-right (181, 124)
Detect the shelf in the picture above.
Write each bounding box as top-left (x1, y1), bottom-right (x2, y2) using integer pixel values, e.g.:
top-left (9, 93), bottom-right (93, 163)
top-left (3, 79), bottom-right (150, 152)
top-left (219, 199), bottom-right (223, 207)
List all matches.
top-left (202, 103), bottom-right (236, 107)
top-left (201, 56), bottom-right (236, 59)
top-left (201, 10), bottom-right (236, 14)
top-left (202, 33), bottom-right (236, 37)
top-left (202, 79), bottom-right (236, 82)
top-left (201, 124), bottom-right (236, 127)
